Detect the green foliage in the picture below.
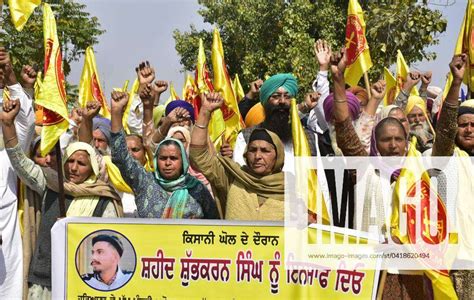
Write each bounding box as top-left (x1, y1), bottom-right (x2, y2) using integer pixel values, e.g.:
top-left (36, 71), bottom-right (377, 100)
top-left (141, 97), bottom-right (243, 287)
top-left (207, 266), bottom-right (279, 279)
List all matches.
top-left (365, 1), bottom-right (446, 81)
top-left (174, 0), bottom-right (446, 100)
top-left (1, 1), bottom-right (105, 78)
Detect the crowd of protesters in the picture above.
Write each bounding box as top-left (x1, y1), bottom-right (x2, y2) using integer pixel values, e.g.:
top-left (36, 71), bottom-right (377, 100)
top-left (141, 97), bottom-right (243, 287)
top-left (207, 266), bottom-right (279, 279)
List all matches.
top-left (0, 38), bottom-right (473, 299)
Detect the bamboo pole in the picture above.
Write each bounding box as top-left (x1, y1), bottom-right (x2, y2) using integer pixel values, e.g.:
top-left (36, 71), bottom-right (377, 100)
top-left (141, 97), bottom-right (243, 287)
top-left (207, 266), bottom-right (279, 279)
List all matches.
top-left (364, 72), bottom-right (372, 98)
top-left (55, 141), bottom-right (67, 217)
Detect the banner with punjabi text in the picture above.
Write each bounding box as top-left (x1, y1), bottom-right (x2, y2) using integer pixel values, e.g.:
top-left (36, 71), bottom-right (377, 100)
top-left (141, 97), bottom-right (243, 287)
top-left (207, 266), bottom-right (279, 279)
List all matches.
top-left (51, 218), bottom-right (381, 299)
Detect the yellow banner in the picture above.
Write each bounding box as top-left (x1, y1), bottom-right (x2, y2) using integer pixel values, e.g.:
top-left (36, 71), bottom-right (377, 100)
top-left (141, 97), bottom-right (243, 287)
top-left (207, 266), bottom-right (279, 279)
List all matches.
top-left (54, 219), bottom-right (380, 299)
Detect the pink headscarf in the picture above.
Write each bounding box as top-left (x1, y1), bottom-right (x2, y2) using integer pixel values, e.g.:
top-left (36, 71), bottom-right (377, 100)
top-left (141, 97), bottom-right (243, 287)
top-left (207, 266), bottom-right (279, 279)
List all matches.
top-left (323, 91), bottom-right (361, 123)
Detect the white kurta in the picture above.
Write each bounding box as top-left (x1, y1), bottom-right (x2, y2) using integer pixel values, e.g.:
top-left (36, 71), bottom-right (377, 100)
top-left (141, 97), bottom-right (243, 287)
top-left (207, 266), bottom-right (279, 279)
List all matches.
top-left (0, 84), bottom-right (34, 299)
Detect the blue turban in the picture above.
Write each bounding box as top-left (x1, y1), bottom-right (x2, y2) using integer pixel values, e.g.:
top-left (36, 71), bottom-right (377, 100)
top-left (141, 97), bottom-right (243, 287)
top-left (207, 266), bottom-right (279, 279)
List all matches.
top-left (259, 73), bottom-right (298, 106)
top-left (92, 117), bottom-right (111, 143)
top-left (165, 100), bottom-right (195, 123)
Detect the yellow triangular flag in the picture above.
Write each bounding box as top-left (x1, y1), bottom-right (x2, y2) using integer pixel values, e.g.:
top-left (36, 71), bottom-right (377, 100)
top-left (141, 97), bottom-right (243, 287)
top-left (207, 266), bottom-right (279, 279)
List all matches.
top-left (211, 28), bottom-right (244, 148)
top-left (396, 50), bottom-right (419, 97)
top-left (391, 138), bottom-right (457, 300)
top-left (36, 3), bottom-right (69, 156)
top-left (344, 0), bottom-right (373, 87)
top-left (9, 0), bottom-right (41, 31)
top-left (291, 99), bottom-right (330, 224)
top-left (384, 67), bottom-right (397, 106)
top-left (78, 46), bottom-right (111, 119)
top-left (233, 74), bottom-right (245, 103)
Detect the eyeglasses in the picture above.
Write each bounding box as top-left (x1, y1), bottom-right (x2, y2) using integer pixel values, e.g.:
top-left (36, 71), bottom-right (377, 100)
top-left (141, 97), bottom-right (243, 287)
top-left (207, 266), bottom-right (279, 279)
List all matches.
top-left (269, 93), bottom-right (291, 101)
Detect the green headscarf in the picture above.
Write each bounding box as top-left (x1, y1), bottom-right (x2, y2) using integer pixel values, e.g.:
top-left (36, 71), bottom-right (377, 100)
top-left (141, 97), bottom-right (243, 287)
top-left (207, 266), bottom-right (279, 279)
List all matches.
top-left (259, 73), bottom-right (298, 106)
top-left (153, 138), bottom-right (200, 218)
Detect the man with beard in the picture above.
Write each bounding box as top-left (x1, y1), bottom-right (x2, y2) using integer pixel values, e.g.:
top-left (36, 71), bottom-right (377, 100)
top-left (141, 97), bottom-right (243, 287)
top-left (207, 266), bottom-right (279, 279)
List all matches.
top-left (405, 95), bottom-right (435, 152)
top-left (82, 234), bottom-right (132, 290)
top-left (232, 73), bottom-right (331, 173)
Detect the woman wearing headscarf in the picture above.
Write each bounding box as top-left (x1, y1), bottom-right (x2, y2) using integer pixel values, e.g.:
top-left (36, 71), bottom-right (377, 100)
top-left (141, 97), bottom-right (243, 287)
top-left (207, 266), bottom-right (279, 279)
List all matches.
top-left (190, 92), bottom-right (285, 221)
top-left (167, 126), bottom-right (215, 198)
top-left (331, 48), bottom-right (461, 300)
top-left (428, 55), bottom-right (474, 300)
top-left (110, 91), bottom-right (219, 219)
top-left (1, 99), bottom-right (122, 299)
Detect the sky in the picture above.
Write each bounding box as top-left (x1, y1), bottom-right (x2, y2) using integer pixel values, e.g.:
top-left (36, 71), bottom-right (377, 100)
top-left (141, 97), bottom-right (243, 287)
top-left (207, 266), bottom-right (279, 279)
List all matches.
top-left (68, 0), bottom-right (468, 102)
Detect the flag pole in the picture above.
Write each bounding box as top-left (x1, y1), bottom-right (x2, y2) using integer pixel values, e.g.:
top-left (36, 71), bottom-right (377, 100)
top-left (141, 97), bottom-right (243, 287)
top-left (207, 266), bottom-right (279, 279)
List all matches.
top-left (364, 72), bottom-right (372, 98)
top-left (55, 140), bottom-right (67, 217)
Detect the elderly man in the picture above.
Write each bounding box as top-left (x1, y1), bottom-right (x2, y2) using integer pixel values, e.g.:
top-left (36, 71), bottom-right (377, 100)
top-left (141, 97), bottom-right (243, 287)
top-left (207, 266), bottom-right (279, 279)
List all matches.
top-left (82, 234), bottom-right (132, 290)
top-left (404, 95), bottom-right (435, 152)
top-left (92, 117), bottom-right (112, 155)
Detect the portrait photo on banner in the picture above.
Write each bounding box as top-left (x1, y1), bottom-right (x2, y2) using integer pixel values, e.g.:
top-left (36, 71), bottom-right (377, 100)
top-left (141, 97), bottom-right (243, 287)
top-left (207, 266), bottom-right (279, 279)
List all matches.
top-left (75, 229), bottom-right (136, 291)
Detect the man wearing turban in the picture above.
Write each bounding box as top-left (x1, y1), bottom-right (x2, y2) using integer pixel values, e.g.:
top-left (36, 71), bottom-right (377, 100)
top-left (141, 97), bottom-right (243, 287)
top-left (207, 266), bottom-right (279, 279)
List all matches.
top-left (405, 95), bottom-right (435, 152)
top-left (233, 73), bottom-right (331, 173)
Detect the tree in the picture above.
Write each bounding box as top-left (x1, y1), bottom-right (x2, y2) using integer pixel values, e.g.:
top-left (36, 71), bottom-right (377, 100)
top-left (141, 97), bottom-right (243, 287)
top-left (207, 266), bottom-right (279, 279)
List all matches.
top-left (0, 0), bottom-right (105, 78)
top-left (173, 0), bottom-right (446, 100)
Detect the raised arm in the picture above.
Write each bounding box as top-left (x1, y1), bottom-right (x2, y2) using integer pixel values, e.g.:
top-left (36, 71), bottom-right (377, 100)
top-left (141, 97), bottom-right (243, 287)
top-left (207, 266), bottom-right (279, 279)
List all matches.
top-left (330, 48), bottom-right (367, 156)
top-left (110, 91), bottom-right (150, 194)
top-left (151, 107), bottom-right (191, 145)
top-left (432, 54), bottom-right (467, 157)
top-left (238, 79), bottom-right (262, 120)
top-left (189, 92), bottom-right (231, 205)
top-left (77, 100), bottom-right (101, 144)
top-left (20, 65), bottom-right (37, 99)
top-left (0, 47), bottom-right (34, 150)
top-left (1, 99), bottom-right (46, 195)
top-left (394, 71), bottom-right (421, 110)
top-left (419, 71), bottom-right (432, 101)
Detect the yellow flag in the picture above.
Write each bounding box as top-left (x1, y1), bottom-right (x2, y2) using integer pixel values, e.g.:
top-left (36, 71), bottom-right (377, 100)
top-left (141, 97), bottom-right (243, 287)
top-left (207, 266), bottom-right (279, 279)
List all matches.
top-left (391, 138), bottom-right (457, 299)
top-left (195, 39), bottom-right (214, 94)
top-left (291, 99), bottom-right (330, 223)
top-left (78, 46), bottom-right (110, 119)
top-left (460, 0), bottom-right (474, 90)
top-left (195, 38), bottom-right (225, 149)
top-left (34, 70), bottom-right (43, 100)
top-left (233, 74), bottom-right (245, 103)
top-left (211, 28), bottom-right (244, 148)
top-left (36, 3), bottom-right (69, 156)
top-left (383, 67), bottom-right (397, 106)
top-left (103, 156), bottom-right (133, 194)
top-left (9, 0), bottom-right (41, 31)
top-left (344, 0), bottom-right (373, 87)
top-left (164, 82), bottom-right (180, 106)
top-left (396, 50), bottom-right (419, 96)
top-left (122, 78), bottom-right (139, 134)
top-left (182, 73), bottom-right (197, 101)
top-left (443, 0), bottom-right (473, 99)
top-left (182, 73), bottom-right (200, 120)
